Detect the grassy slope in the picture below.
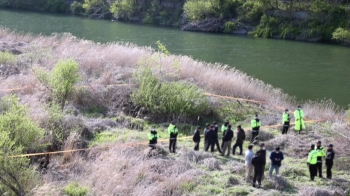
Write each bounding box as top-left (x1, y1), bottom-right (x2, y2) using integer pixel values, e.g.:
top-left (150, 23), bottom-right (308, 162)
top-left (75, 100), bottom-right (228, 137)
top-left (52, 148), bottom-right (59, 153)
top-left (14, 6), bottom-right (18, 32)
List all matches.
top-left (0, 29), bottom-right (349, 196)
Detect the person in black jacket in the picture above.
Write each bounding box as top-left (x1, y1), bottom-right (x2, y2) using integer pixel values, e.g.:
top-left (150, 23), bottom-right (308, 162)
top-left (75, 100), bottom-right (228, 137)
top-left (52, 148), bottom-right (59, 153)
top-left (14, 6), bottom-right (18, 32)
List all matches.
top-left (256, 143), bottom-right (266, 179)
top-left (193, 126), bottom-right (201, 151)
top-left (203, 123), bottom-right (210, 151)
top-left (221, 125), bottom-right (233, 156)
top-left (232, 125), bottom-right (246, 155)
top-left (213, 122), bottom-right (222, 153)
top-left (252, 152), bottom-right (263, 188)
top-left (205, 125), bottom-right (216, 153)
top-left (325, 144), bottom-right (335, 179)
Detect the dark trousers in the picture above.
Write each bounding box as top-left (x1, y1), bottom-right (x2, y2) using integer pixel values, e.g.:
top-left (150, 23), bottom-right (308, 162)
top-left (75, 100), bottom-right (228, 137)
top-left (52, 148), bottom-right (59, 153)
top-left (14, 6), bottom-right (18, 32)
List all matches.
top-left (309, 164), bottom-right (317, 180)
top-left (251, 132), bottom-right (259, 143)
top-left (205, 142), bottom-right (215, 152)
top-left (282, 123), bottom-right (289, 134)
top-left (232, 142), bottom-right (243, 155)
top-left (194, 142), bottom-right (199, 151)
top-left (326, 162), bottom-right (333, 179)
top-left (253, 165), bottom-right (263, 185)
top-left (215, 139), bottom-right (222, 153)
top-left (149, 144), bottom-right (156, 150)
top-left (316, 162), bottom-right (323, 177)
top-left (169, 139), bottom-right (177, 153)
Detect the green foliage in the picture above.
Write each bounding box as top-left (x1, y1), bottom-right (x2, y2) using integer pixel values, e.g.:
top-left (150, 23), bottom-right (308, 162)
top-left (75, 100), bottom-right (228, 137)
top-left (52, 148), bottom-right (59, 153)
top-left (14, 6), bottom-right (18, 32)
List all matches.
top-left (238, 1), bottom-right (263, 24)
top-left (253, 15), bottom-right (279, 38)
top-left (71, 1), bottom-right (85, 14)
top-left (83, 0), bottom-right (104, 10)
top-left (156, 40), bottom-right (170, 55)
top-left (131, 67), bottom-right (209, 118)
top-left (110, 0), bottom-right (138, 20)
top-left (310, 0), bottom-right (332, 14)
top-left (279, 23), bottom-right (299, 39)
top-left (64, 182), bottom-right (89, 196)
top-left (89, 131), bottom-right (117, 147)
top-left (0, 95), bottom-right (43, 195)
top-left (223, 21), bottom-right (239, 33)
top-left (0, 51), bottom-right (16, 64)
top-left (183, 0), bottom-right (220, 21)
top-left (332, 28), bottom-right (350, 44)
top-left (45, 0), bottom-right (68, 12)
top-left (34, 59), bottom-right (80, 111)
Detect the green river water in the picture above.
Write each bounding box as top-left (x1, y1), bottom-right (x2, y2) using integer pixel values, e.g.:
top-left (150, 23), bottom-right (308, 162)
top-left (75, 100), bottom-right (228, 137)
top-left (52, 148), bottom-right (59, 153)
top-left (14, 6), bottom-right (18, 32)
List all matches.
top-left (0, 9), bottom-right (349, 106)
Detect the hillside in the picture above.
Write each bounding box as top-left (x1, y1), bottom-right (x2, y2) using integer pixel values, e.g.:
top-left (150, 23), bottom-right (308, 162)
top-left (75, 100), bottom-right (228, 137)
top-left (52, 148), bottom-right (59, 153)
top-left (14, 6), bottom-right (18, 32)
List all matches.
top-left (0, 29), bottom-right (350, 196)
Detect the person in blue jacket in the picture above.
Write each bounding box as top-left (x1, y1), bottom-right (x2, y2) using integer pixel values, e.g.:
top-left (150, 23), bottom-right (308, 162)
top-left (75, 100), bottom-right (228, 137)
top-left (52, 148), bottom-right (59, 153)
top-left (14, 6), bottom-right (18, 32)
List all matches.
top-left (269, 147), bottom-right (284, 176)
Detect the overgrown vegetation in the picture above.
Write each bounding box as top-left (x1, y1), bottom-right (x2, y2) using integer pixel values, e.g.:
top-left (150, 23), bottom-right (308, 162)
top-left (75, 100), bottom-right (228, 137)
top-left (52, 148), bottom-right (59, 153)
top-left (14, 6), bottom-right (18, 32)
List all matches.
top-left (0, 51), bottom-right (16, 64)
top-left (0, 95), bottom-right (43, 195)
top-left (64, 182), bottom-right (89, 196)
top-left (131, 67), bottom-right (209, 119)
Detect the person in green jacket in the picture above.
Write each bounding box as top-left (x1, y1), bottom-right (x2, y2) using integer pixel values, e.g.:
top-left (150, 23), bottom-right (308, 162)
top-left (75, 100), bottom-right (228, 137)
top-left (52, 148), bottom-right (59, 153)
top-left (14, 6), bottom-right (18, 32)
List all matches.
top-left (148, 127), bottom-right (158, 150)
top-left (307, 144), bottom-right (318, 181)
top-left (294, 105), bottom-right (305, 134)
top-left (315, 141), bottom-right (326, 178)
top-left (221, 120), bottom-right (229, 149)
top-left (282, 109), bottom-right (290, 134)
top-left (251, 114), bottom-right (261, 144)
top-left (168, 121), bottom-right (179, 153)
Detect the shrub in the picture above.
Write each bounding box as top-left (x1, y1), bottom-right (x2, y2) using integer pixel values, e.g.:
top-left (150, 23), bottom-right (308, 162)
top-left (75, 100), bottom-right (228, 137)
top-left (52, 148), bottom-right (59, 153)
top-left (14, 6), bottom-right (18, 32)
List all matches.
top-left (332, 27), bottom-right (350, 44)
top-left (34, 59), bottom-right (80, 111)
top-left (223, 21), bottom-right (239, 33)
top-left (89, 131), bottom-right (117, 147)
top-left (70, 1), bottom-right (85, 14)
top-left (131, 67), bottom-right (209, 118)
top-left (238, 1), bottom-right (263, 24)
top-left (183, 0), bottom-right (220, 21)
top-left (64, 182), bottom-right (89, 196)
top-left (253, 15), bottom-right (279, 38)
top-left (0, 95), bottom-right (43, 195)
top-left (0, 51), bottom-right (16, 64)
top-left (45, 0), bottom-right (68, 12)
top-left (110, 0), bottom-right (138, 20)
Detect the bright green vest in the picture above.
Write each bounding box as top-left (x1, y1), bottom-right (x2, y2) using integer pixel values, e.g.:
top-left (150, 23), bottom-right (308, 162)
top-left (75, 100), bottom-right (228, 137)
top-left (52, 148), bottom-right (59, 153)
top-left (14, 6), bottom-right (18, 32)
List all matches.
top-left (148, 132), bottom-right (158, 140)
top-left (308, 150), bottom-right (318, 164)
top-left (294, 109), bottom-right (305, 131)
top-left (251, 119), bottom-right (261, 128)
top-left (315, 146), bottom-right (326, 158)
top-left (221, 125), bottom-right (227, 133)
top-left (282, 112), bottom-right (290, 123)
top-left (168, 124), bottom-right (178, 134)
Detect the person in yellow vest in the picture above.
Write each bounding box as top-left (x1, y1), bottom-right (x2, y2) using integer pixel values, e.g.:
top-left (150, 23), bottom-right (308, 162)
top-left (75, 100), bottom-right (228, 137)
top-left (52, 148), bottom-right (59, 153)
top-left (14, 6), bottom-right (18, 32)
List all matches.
top-left (294, 105), bottom-right (305, 134)
top-left (168, 121), bottom-right (178, 153)
top-left (307, 144), bottom-right (318, 181)
top-left (148, 127), bottom-right (158, 150)
top-left (251, 114), bottom-right (261, 144)
top-left (315, 141), bottom-right (326, 178)
top-left (282, 109), bottom-right (290, 134)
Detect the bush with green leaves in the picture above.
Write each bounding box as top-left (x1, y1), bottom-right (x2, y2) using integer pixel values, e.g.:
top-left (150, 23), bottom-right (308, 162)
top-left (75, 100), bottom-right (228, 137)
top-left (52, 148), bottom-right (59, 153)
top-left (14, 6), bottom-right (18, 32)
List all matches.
top-left (131, 67), bottom-right (209, 118)
top-left (0, 51), bottom-right (16, 64)
top-left (110, 0), bottom-right (138, 20)
top-left (223, 21), bottom-right (239, 33)
top-left (183, 0), bottom-right (220, 21)
top-left (0, 95), bottom-right (43, 195)
top-left (332, 27), bottom-right (350, 44)
top-left (253, 15), bottom-right (279, 38)
top-left (34, 59), bottom-right (80, 111)
top-left (64, 182), bottom-right (89, 196)
top-left (71, 1), bottom-right (85, 14)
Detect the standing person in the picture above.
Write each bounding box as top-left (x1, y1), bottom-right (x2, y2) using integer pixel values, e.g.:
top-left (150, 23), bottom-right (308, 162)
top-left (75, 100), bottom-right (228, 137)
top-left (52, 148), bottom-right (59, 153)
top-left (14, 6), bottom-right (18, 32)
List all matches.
top-left (325, 144), bottom-right (335, 179)
top-left (168, 121), bottom-right (178, 153)
top-left (251, 114), bottom-right (261, 144)
top-left (257, 143), bottom-right (267, 179)
top-left (308, 144), bottom-right (318, 181)
top-left (148, 127), bottom-right (158, 149)
top-left (222, 125), bottom-right (234, 156)
top-left (252, 152), bottom-right (263, 188)
top-left (282, 109), bottom-right (290, 134)
top-left (203, 123), bottom-right (210, 151)
top-left (245, 145), bottom-right (254, 183)
top-left (221, 120), bottom-right (229, 148)
top-left (294, 105), bottom-right (305, 134)
top-left (269, 147), bottom-right (284, 176)
top-left (213, 122), bottom-right (222, 153)
top-left (315, 141), bottom-right (326, 178)
top-left (193, 126), bottom-right (201, 151)
top-left (205, 125), bottom-right (216, 153)
top-left (232, 125), bottom-right (246, 155)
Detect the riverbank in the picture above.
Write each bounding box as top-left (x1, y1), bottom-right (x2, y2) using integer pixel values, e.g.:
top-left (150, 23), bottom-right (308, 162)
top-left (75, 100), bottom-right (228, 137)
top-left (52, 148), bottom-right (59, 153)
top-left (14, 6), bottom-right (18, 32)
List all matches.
top-left (0, 29), bottom-right (350, 195)
top-left (1, 0), bottom-right (350, 44)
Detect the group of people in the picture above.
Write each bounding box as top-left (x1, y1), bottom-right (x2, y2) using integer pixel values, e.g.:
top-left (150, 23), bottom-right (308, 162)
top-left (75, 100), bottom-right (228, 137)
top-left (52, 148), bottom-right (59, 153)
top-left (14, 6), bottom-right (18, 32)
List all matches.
top-left (147, 105), bottom-right (335, 188)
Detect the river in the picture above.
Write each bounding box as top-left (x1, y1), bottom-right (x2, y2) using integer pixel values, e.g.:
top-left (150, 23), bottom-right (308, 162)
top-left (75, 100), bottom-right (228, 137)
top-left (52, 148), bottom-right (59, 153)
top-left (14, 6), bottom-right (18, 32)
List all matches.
top-left (0, 9), bottom-right (349, 107)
